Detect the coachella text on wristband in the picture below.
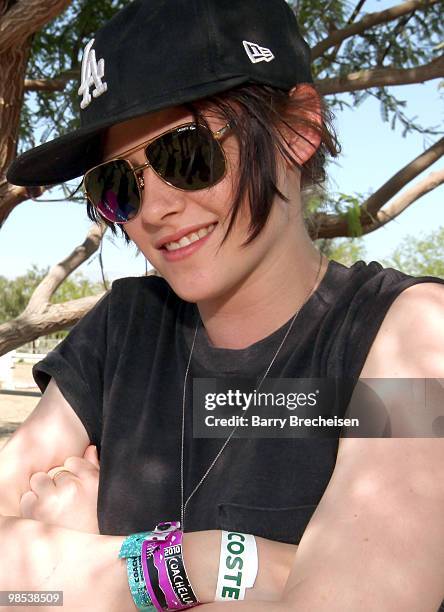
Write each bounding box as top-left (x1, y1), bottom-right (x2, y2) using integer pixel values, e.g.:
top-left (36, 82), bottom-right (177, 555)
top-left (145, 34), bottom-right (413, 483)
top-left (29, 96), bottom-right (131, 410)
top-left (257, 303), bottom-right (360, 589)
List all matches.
top-left (141, 521), bottom-right (200, 611)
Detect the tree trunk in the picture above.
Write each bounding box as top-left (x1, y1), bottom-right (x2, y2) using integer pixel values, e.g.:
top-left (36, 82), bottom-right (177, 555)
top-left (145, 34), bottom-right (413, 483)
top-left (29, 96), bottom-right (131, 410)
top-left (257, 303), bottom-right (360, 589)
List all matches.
top-left (0, 0), bottom-right (72, 226)
top-left (0, 41), bottom-right (30, 225)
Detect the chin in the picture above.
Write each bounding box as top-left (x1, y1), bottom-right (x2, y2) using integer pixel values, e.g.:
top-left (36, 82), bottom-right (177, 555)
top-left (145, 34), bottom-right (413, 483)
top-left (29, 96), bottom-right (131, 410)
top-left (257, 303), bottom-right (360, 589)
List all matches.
top-left (161, 275), bottom-right (211, 302)
top-left (165, 274), bottom-right (229, 305)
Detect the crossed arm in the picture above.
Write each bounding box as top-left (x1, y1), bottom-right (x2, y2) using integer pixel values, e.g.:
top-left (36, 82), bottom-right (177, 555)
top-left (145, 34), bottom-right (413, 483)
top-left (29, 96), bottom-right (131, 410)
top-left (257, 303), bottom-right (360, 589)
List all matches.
top-left (16, 443), bottom-right (296, 607)
top-left (0, 380), bottom-right (295, 610)
top-left (15, 436), bottom-right (444, 612)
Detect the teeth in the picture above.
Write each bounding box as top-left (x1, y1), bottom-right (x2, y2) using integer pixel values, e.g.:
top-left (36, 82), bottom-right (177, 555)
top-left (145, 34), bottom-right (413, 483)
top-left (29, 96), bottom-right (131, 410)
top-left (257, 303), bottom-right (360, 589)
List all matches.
top-left (178, 236), bottom-right (192, 248)
top-left (165, 224), bottom-right (215, 251)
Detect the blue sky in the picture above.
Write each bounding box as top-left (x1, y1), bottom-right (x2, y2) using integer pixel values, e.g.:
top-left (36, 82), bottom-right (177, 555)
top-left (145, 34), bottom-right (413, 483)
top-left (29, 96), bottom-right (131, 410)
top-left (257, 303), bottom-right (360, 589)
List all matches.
top-left (0, 5), bottom-right (442, 282)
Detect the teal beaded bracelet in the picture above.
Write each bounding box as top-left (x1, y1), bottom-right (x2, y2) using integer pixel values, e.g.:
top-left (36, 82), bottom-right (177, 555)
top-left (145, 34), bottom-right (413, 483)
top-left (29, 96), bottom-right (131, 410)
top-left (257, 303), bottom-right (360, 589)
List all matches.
top-left (119, 531), bottom-right (157, 611)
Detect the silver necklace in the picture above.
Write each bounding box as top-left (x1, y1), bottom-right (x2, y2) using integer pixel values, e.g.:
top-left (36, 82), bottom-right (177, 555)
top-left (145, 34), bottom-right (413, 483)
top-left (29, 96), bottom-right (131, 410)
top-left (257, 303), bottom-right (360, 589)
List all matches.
top-left (180, 252), bottom-right (325, 529)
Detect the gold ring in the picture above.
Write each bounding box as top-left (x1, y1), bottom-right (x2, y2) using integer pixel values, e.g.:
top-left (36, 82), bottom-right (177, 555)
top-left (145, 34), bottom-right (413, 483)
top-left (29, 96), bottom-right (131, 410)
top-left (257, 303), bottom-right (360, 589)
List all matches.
top-left (51, 469), bottom-right (73, 483)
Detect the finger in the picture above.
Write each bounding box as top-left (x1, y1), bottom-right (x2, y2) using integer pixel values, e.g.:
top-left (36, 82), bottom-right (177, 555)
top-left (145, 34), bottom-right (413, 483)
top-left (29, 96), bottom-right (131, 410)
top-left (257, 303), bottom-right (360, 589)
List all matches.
top-left (19, 490), bottom-right (38, 519)
top-left (47, 466), bottom-right (69, 479)
top-left (64, 455), bottom-right (99, 475)
top-left (83, 445), bottom-right (100, 469)
top-left (29, 471), bottom-right (57, 496)
top-left (48, 469), bottom-right (77, 485)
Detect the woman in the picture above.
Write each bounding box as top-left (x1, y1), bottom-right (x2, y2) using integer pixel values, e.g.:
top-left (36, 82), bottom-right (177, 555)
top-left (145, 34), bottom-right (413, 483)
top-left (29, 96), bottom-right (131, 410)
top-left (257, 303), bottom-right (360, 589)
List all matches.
top-left (3, 0), bottom-right (444, 610)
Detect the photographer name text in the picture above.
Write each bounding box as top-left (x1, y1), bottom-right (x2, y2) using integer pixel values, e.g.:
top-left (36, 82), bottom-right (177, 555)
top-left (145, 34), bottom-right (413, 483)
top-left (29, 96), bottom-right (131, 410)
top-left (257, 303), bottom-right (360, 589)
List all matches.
top-left (204, 415), bottom-right (359, 428)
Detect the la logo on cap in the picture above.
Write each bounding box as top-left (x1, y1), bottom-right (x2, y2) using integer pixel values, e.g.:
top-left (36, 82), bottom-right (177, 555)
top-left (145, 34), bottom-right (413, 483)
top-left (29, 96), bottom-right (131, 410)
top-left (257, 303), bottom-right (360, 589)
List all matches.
top-left (78, 39), bottom-right (108, 110)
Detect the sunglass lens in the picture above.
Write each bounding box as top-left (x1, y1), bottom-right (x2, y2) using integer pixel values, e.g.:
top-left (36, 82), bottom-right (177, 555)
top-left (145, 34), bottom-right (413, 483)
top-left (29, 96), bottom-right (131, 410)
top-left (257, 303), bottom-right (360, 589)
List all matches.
top-left (146, 124), bottom-right (225, 190)
top-left (85, 160), bottom-right (140, 223)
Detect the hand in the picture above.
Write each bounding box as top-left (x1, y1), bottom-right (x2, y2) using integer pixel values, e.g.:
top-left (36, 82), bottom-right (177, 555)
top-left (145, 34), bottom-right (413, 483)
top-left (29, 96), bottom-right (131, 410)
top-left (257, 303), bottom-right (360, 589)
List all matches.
top-left (19, 445), bottom-right (101, 533)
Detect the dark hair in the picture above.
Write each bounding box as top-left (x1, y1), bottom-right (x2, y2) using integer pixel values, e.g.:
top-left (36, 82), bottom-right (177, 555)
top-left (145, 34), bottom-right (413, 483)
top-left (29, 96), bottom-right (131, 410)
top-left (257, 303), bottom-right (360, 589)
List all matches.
top-left (86, 83), bottom-right (340, 248)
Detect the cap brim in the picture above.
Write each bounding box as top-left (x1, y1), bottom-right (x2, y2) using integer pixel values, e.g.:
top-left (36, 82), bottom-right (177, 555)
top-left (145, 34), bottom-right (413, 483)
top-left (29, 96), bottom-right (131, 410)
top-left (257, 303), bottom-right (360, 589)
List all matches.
top-left (7, 124), bottom-right (105, 187)
top-left (7, 75), bottom-right (254, 188)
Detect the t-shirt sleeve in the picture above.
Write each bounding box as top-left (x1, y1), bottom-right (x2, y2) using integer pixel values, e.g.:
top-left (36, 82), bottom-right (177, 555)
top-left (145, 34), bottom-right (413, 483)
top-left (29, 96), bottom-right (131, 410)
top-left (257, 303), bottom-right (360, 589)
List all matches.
top-left (32, 291), bottom-right (110, 447)
top-left (344, 265), bottom-right (444, 381)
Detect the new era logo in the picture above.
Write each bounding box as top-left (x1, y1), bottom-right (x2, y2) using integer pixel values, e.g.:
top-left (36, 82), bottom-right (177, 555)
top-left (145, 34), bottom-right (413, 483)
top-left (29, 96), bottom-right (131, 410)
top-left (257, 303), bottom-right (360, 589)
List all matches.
top-left (243, 40), bottom-right (275, 64)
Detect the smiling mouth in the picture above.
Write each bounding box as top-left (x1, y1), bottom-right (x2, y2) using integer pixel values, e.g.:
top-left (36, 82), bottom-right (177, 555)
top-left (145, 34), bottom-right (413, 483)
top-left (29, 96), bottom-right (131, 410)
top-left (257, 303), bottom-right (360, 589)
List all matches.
top-left (161, 223), bottom-right (217, 251)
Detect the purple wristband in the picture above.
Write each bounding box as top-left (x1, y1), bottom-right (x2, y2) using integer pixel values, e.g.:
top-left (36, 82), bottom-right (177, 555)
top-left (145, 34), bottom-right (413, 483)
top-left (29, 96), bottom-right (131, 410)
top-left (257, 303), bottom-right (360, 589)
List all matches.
top-left (153, 529), bottom-right (199, 609)
top-left (141, 539), bottom-right (164, 611)
top-left (141, 522), bottom-right (199, 611)
top-left (153, 535), bottom-right (178, 608)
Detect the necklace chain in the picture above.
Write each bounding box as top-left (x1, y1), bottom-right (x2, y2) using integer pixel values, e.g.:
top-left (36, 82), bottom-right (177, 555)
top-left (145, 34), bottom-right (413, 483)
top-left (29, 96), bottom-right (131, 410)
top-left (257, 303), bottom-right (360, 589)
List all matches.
top-left (180, 252), bottom-right (325, 529)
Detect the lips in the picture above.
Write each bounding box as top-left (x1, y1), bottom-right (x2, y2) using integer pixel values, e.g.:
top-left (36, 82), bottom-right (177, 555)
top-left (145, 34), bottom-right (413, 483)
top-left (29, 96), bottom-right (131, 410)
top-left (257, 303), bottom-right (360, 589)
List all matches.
top-left (156, 222), bottom-right (217, 249)
top-left (160, 222), bottom-right (216, 262)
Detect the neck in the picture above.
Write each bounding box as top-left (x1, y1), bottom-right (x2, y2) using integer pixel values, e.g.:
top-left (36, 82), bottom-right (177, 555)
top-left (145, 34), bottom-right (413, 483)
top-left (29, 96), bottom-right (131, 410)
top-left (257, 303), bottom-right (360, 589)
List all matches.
top-left (196, 242), bottom-right (327, 350)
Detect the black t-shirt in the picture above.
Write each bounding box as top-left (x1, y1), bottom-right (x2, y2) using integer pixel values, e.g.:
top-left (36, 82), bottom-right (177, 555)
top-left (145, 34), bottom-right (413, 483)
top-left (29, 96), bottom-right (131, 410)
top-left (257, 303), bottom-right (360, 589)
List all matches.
top-left (33, 258), bottom-right (444, 544)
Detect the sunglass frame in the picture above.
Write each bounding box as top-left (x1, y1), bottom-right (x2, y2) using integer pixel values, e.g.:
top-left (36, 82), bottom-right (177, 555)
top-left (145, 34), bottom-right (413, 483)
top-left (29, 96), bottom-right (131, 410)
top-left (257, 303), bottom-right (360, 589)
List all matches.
top-left (83, 121), bottom-right (231, 225)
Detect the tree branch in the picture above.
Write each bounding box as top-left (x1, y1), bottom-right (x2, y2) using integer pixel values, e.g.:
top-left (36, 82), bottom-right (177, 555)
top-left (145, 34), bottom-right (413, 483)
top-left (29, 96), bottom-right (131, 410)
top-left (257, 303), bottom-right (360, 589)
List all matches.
top-left (348, 0), bottom-right (368, 25)
top-left (376, 10), bottom-right (416, 67)
top-left (310, 168), bottom-right (444, 239)
top-left (0, 181), bottom-right (43, 228)
top-left (316, 55), bottom-right (444, 95)
top-left (361, 167), bottom-right (444, 235)
top-left (324, 0), bottom-right (368, 66)
top-left (310, 137), bottom-right (444, 239)
top-left (363, 136), bottom-right (444, 218)
top-left (311, 0), bottom-right (441, 60)
top-left (0, 295), bottom-right (105, 355)
top-left (24, 68), bottom-right (78, 92)
top-left (0, 0), bottom-right (72, 53)
top-left (25, 222), bottom-right (107, 311)
top-left (0, 222), bottom-right (107, 355)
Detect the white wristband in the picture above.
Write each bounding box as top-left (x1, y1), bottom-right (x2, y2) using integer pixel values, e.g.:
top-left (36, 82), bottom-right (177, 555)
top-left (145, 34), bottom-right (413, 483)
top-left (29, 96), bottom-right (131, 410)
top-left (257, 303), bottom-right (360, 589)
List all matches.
top-left (215, 530), bottom-right (258, 601)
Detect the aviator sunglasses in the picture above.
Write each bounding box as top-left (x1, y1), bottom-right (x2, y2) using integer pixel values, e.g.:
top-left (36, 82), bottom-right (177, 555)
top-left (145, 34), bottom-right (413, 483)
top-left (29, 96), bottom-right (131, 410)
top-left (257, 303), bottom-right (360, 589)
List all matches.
top-left (83, 122), bottom-right (231, 224)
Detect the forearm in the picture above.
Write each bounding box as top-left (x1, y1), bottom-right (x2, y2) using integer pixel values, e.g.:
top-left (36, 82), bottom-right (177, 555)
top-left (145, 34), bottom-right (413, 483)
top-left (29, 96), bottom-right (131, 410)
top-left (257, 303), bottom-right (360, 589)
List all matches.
top-left (0, 514), bottom-right (132, 611)
top-left (183, 531), bottom-right (296, 605)
top-left (277, 501), bottom-right (444, 612)
top-left (0, 460), bottom-right (295, 609)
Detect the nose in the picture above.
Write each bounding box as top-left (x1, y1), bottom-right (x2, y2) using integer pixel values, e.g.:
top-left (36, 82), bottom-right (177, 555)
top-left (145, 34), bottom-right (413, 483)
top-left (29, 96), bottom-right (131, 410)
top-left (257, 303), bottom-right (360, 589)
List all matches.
top-left (136, 164), bottom-right (188, 225)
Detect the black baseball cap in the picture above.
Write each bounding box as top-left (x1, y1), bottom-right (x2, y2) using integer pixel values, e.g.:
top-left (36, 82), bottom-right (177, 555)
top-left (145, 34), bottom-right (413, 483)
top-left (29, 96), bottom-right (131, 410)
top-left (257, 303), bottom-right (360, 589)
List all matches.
top-left (7, 0), bottom-right (313, 187)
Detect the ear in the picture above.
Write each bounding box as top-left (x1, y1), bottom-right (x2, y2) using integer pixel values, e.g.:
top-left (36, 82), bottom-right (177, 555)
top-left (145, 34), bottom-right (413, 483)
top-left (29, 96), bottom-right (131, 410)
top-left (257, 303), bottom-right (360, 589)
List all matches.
top-left (284, 83), bottom-right (322, 166)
